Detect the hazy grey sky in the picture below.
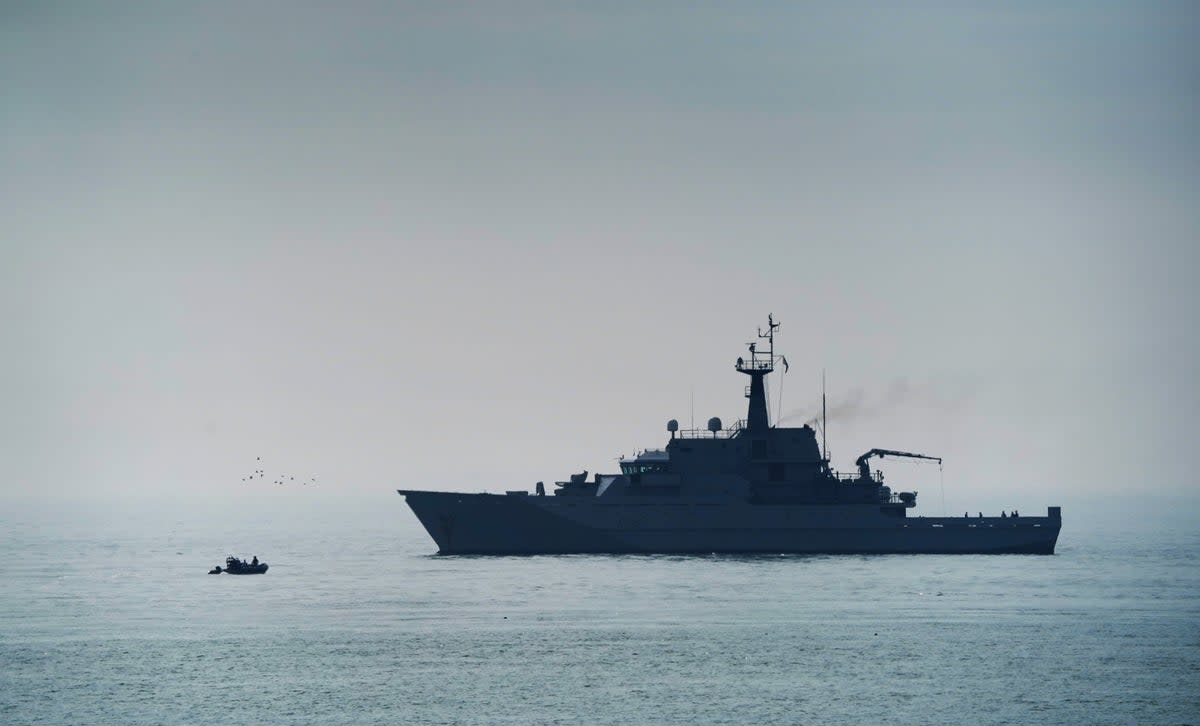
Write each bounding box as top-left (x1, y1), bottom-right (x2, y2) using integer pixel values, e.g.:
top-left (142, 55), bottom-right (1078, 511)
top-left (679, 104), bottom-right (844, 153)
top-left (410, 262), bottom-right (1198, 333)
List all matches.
top-left (3, 3), bottom-right (1198, 515)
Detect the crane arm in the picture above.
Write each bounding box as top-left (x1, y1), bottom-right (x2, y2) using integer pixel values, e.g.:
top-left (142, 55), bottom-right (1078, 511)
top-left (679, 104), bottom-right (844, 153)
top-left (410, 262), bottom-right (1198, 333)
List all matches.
top-left (855, 448), bottom-right (942, 479)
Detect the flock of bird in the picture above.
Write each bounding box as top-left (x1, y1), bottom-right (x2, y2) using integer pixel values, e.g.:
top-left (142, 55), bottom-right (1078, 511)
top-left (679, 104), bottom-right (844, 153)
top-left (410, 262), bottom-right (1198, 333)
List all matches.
top-left (241, 456), bottom-right (318, 487)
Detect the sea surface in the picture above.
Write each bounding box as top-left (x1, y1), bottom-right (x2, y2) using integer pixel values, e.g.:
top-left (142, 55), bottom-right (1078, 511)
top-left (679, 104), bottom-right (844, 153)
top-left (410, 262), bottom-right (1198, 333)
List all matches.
top-left (2, 494), bottom-right (1198, 725)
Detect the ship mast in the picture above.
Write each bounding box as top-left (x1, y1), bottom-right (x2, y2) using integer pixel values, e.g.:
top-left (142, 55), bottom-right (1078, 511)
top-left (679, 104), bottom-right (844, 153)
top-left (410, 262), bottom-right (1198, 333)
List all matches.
top-left (735, 314), bottom-right (781, 433)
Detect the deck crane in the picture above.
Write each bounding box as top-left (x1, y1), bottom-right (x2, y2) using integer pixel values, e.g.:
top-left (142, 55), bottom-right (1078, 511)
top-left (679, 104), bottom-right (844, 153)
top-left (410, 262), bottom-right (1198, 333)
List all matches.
top-left (855, 448), bottom-right (942, 480)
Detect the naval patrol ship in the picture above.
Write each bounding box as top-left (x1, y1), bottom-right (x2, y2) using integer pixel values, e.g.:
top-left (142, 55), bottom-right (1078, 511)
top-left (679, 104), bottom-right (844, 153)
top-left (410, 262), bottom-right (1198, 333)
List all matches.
top-left (399, 316), bottom-right (1061, 554)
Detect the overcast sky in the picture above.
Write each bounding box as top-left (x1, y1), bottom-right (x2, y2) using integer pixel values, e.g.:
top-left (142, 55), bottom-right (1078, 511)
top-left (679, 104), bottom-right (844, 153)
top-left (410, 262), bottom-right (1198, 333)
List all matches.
top-left (3, 3), bottom-right (1197, 519)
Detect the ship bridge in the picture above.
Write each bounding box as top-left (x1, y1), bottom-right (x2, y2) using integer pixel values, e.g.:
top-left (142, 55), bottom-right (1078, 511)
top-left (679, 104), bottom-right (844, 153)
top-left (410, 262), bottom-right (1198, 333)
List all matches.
top-left (619, 449), bottom-right (670, 475)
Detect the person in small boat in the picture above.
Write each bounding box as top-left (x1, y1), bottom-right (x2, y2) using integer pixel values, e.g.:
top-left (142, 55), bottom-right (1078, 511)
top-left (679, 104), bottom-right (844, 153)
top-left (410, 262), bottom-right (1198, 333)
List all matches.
top-left (251, 556), bottom-right (258, 566)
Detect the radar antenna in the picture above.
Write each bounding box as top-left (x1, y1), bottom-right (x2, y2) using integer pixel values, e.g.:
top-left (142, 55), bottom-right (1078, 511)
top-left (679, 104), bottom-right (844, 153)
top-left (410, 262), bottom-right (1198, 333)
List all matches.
top-left (739, 313), bottom-right (782, 374)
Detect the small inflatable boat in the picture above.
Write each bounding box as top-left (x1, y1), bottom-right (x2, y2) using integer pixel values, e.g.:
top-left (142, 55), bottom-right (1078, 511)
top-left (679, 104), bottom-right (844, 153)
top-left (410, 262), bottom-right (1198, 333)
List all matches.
top-left (222, 556), bottom-right (268, 575)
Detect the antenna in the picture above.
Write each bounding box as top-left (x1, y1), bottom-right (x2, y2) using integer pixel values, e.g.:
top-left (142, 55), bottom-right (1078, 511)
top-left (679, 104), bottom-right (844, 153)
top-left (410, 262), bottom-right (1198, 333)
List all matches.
top-left (822, 369), bottom-right (828, 461)
top-left (690, 385), bottom-right (694, 431)
top-left (757, 313), bottom-right (780, 362)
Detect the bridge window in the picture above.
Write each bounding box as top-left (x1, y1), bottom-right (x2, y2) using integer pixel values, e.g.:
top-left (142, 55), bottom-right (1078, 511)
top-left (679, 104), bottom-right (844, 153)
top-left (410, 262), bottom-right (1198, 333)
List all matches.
top-left (621, 462), bottom-right (669, 475)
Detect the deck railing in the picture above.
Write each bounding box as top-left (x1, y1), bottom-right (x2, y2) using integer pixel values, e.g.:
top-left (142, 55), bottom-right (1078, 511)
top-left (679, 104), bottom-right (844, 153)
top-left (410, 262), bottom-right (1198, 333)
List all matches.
top-left (735, 360), bottom-right (774, 372)
top-left (833, 471), bottom-right (883, 483)
top-left (676, 419), bottom-right (747, 439)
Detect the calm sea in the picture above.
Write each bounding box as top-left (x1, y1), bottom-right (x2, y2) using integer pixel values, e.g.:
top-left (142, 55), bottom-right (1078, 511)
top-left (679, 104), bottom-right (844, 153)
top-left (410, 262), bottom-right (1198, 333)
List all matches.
top-left (2, 494), bottom-right (1197, 725)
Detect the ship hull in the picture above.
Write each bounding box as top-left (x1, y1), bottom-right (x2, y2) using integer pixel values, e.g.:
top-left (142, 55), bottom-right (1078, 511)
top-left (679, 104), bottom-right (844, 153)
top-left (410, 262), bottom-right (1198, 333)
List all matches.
top-left (398, 491), bottom-right (1061, 555)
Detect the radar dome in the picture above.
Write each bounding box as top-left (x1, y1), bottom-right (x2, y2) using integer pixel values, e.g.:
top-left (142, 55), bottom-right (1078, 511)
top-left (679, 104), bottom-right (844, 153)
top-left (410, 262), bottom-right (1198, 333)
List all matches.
top-left (667, 419), bottom-right (679, 433)
top-left (707, 417), bottom-right (722, 433)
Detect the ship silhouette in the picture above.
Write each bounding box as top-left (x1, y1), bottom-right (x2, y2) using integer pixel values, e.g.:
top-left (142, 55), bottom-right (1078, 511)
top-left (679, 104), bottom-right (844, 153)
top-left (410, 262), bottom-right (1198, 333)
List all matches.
top-left (399, 316), bottom-right (1061, 554)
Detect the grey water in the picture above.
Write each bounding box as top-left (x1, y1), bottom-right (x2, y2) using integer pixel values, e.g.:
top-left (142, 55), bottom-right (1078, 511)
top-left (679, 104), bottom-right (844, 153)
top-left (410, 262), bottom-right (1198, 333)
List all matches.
top-left (2, 495), bottom-right (1197, 726)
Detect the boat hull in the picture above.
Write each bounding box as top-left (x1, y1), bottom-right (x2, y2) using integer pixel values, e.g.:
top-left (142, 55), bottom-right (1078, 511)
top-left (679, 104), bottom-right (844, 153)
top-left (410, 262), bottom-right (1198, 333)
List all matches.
top-left (398, 491), bottom-right (1061, 555)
